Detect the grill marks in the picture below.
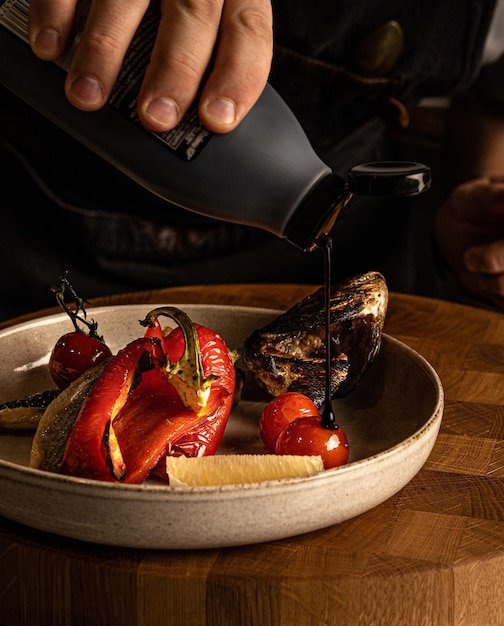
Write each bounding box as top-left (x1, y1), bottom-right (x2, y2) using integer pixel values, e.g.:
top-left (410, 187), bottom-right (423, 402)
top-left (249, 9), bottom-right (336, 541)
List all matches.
top-left (241, 272), bottom-right (388, 407)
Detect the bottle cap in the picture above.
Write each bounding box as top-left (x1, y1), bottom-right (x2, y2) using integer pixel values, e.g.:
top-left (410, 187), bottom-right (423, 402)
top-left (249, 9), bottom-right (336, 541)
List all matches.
top-left (285, 161), bottom-right (431, 252)
top-left (347, 161), bottom-right (431, 196)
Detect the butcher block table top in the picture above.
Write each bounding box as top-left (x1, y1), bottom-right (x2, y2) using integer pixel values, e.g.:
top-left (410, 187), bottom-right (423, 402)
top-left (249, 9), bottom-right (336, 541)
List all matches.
top-left (1, 283), bottom-right (504, 626)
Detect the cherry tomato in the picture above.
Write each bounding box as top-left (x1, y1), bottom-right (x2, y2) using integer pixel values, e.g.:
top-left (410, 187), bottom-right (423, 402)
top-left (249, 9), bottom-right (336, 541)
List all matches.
top-left (49, 331), bottom-right (112, 389)
top-left (260, 392), bottom-right (321, 452)
top-left (275, 416), bottom-right (350, 469)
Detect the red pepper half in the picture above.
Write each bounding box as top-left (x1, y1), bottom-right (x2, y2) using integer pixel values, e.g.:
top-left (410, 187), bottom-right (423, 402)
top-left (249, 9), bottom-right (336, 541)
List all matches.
top-left (137, 307), bottom-right (236, 477)
top-left (61, 307), bottom-right (235, 483)
top-left (61, 337), bottom-right (164, 481)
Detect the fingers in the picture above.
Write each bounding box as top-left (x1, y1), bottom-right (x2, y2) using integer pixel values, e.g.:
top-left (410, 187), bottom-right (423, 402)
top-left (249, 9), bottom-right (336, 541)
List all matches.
top-left (465, 240), bottom-right (504, 274)
top-left (28, 0), bottom-right (273, 133)
top-left (29, 0), bottom-right (149, 110)
top-left (137, 0), bottom-right (273, 132)
top-left (28, 0), bottom-right (77, 60)
top-left (458, 261), bottom-right (504, 308)
top-left (447, 177), bottom-right (504, 223)
top-left (136, 0), bottom-right (226, 131)
top-left (64, 0), bottom-right (150, 111)
top-left (463, 239), bottom-right (504, 304)
top-left (198, 0), bottom-right (273, 132)
top-left (434, 178), bottom-right (504, 306)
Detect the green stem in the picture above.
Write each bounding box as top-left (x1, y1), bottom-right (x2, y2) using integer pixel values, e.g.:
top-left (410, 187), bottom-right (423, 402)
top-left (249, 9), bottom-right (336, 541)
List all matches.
top-left (51, 272), bottom-right (103, 341)
top-left (140, 306), bottom-right (217, 416)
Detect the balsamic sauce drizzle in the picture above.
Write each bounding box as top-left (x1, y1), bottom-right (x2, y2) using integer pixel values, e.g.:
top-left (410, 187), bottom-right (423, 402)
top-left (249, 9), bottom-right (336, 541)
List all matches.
top-left (316, 234), bottom-right (339, 430)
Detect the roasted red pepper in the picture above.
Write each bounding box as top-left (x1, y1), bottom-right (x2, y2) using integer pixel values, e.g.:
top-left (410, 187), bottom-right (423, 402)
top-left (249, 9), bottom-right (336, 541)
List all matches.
top-left (61, 337), bottom-right (164, 481)
top-left (61, 307), bottom-right (235, 483)
top-left (141, 307), bottom-right (236, 457)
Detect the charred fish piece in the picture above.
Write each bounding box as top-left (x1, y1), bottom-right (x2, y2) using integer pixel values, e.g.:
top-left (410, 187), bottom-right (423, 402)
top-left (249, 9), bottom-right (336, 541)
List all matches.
top-left (241, 272), bottom-right (388, 406)
top-left (30, 361), bottom-right (109, 472)
top-left (0, 389), bottom-right (60, 431)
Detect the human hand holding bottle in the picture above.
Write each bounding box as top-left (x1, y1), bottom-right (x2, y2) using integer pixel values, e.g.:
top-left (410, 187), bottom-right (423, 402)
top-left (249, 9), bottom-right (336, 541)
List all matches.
top-left (27, 0), bottom-right (273, 133)
top-left (434, 177), bottom-right (504, 309)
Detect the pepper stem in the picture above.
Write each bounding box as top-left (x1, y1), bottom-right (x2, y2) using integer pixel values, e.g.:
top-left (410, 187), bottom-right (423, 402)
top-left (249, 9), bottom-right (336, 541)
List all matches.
top-left (140, 307), bottom-right (217, 416)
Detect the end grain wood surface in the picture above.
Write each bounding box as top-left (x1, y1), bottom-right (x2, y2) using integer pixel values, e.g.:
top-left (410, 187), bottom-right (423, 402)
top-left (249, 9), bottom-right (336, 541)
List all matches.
top-left (1, 284), bottom-right (504, 626)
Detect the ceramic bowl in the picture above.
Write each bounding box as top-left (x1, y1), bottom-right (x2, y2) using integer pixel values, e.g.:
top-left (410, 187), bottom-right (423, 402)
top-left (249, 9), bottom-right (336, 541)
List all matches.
top-left (0, 304), bottom-right (443, 548)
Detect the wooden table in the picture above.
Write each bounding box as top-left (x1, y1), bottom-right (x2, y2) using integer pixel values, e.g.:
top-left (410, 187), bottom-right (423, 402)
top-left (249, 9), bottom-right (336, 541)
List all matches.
top-left (1, 284), bottom-right (504, 626)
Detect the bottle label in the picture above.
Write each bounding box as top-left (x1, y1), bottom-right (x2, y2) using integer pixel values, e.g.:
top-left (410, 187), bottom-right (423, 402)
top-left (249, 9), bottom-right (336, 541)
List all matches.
top-left (0, 0), bottom-right (212, 160)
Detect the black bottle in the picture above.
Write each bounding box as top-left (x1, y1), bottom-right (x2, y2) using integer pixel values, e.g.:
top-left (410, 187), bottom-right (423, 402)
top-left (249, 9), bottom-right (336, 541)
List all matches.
top-left (0, 0), bottom-right (430, 251)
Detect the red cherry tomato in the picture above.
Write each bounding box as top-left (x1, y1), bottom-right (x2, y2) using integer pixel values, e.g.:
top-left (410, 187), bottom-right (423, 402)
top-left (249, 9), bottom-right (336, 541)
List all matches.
top-left (49, 331), bottom-right (112, 389)
top-left (275, 416), bottom-right (350, 469)
top-left (260, 392), bottom-right (321, 452)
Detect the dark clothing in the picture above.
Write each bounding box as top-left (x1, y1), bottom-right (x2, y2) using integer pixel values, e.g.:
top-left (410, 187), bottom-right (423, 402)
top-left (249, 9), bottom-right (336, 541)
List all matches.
top-left (0, 1), bottom-right (498, 320)
top-left (271, 0), bottom-right (496, 169)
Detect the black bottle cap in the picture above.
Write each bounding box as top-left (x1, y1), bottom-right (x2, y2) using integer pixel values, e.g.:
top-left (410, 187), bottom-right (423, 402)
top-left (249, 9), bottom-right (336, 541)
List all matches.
top-left (347, 161), bottom-right (431, 196)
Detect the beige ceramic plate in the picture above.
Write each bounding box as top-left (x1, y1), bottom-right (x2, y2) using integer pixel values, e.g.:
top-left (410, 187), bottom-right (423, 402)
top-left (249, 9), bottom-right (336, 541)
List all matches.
top-left (0, 304), bottom-right (443, 549)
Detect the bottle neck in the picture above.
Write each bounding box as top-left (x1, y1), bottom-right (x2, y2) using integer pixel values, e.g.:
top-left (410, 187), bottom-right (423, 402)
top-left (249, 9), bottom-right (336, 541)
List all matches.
top-left (284, 173), bottom-right (352, 251)
top-left (285, 161), bottom-right (432, 251)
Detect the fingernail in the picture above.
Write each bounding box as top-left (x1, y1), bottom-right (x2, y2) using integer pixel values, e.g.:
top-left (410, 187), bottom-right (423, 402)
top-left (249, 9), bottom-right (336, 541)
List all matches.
top-left (206, 97), bottom-right (236, 125)
top-left (145, 97), bottom-right (179, 127)
top-left (34, 28), bottom-right (60, 57)
top-left (68, 75), bottom-right (104, 106)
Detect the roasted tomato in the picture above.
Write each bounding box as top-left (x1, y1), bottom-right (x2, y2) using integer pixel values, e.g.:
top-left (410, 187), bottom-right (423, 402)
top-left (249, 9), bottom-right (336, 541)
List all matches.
top-left (49, 331), bottom-right (112, 389)
top-left (260, 392), bottom-right (320, 452)
top-left (48, 273), bottom-right (112, 389)
top-left (275, 415), bottom-right (349, 469)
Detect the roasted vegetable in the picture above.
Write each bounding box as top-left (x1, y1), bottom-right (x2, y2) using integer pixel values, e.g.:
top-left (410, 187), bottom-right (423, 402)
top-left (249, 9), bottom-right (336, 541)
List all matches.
top-left (60, 337), bottom-right (162, 481)
top-left (42, 307), bottom-right (236, 483)
top-left (48, 273), bottom-right (112, 389)
top-left (241, 272), bottom-right (388, 405)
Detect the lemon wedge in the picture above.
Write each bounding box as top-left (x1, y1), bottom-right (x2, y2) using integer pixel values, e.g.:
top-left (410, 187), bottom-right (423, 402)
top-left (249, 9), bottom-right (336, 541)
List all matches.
top-left (166, 454), bottom-right (324, 486)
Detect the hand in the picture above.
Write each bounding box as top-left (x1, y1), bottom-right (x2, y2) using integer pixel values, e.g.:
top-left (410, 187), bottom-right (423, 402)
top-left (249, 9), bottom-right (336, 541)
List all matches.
top-left (27, 0), bottom-right (272, 133)
top-left (434, 176), bottom-right (504, 308)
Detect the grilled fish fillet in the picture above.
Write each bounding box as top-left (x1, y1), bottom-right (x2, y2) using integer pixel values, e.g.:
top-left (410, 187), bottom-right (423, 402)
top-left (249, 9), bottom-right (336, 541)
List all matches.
top-left (0, 389), bottom-right (59, 431)
top-left (29, 361), bottom-right (109, 472)
top-left (241, 272), bottom-right (388, 406)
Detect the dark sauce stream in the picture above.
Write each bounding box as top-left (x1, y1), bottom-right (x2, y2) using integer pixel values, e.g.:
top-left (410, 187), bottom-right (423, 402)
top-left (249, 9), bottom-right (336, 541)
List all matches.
top-left (316, 234), bottom-right (340, 430)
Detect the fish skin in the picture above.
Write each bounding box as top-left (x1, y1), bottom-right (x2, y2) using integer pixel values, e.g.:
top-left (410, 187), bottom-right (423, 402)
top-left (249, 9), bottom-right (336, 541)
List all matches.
top-left (241, 272), bottom-right (388, 407)
top-left (0, 389), bottom-right (60, 431)
top-left (29, 361), bottom-right (109, 472)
